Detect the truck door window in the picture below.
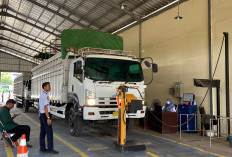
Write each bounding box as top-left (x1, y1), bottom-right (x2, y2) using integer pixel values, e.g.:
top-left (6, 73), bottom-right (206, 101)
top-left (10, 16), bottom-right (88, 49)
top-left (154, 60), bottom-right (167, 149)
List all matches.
top-left (74, 61), bottom-right (83, 81)
top-left (28, 80), bottom-right (31, 90)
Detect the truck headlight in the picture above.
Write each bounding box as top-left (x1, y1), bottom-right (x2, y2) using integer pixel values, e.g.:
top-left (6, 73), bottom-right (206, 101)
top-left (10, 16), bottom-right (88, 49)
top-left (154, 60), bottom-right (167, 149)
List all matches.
top-left (87, 99), bottom-right (96, 105)
top-left (86, 90), bottom-right (95, 98)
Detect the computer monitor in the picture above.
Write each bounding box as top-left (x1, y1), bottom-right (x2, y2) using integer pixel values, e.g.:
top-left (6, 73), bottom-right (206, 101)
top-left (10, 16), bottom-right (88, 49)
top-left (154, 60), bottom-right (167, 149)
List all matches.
top-left (183, 93), bottom-right (195, 102)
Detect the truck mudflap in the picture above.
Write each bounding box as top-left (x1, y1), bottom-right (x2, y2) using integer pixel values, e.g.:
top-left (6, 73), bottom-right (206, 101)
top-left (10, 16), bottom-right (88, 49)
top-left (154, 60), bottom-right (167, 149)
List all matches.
top-left (83, 106), bottom-right (146, 120)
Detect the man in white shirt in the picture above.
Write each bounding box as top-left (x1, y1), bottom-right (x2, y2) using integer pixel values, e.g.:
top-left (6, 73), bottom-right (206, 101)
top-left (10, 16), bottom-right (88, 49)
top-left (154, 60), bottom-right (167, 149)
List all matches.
top-left (39, 82), bottom-right (58, 154)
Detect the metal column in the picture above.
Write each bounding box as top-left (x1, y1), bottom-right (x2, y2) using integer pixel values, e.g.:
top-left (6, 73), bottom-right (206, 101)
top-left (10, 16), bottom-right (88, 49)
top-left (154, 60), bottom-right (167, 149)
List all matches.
top-left (139, 20), bottom-right (142, 59)
top-left (208, 0), bottom-right (213, 115)
top-left (216, 86), bottom-right (221, 136)
top-left (224, 32), bottom-right (230, 135)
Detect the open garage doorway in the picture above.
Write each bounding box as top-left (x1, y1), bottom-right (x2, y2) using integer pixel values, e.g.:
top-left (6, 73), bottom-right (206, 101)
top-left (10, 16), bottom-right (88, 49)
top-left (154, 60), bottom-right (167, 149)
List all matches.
top-left (0, 72), bottom-right (21, 103)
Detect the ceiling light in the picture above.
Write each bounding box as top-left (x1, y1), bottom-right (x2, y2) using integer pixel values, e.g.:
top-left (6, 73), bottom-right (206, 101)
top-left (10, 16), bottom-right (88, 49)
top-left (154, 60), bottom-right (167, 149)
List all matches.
top-left (174, 15), bottom-right (183, 20)
top-left (174, 0), bottom-right (183, 20)
top-left (121, 3), bottom-right (125, 10)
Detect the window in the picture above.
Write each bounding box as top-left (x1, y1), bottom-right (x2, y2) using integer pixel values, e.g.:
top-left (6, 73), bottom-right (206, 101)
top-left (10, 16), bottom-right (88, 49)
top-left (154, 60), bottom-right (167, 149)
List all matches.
top-left (73, 61), bottom-right (83, 81)
top-left (84, 58), bottom-right (143, 82)
top-left (26, 80), bottom-right (31, 90)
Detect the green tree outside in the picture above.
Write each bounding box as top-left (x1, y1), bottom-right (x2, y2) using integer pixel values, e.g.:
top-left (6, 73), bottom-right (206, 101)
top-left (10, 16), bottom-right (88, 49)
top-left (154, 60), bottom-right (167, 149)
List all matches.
top-left (1, 72), bottom-right (13, 85)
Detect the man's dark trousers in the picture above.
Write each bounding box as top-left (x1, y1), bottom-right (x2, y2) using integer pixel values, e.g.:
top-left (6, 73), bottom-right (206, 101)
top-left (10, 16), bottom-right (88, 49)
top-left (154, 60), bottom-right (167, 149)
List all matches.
top-left (40, 113), bottom-right (53, 151)
top-left (7, 125), bottom-right (30, 142)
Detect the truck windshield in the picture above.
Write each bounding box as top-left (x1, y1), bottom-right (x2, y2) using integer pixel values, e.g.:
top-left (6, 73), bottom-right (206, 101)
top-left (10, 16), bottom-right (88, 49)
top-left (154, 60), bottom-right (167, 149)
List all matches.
top-left (85, 58), bottom-right (143, 82)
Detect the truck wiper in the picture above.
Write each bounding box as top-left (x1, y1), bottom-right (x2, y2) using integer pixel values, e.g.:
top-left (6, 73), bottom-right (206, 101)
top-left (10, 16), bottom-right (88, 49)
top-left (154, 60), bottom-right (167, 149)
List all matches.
top-left (105, 79), bottom-right (116, 83)
top-left (124, 81), bottom-right (136, 84)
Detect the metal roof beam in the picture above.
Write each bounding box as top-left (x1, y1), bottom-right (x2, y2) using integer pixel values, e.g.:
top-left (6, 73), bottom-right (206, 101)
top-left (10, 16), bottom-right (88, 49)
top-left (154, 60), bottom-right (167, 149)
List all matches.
top-left (0, 11), bottom-right (59, 37)
top-left (26, 0), bottom-right (92, 30)
top-left (99, 0), bottom-right (150, 31)
top-left (0, 36), bottom-right (41, 54)
top-left (77, 0), bottom-right (104, 24)
top-left (0, 44), bottom-right (34, 58)
top-left (5, 6), bottom-right (59, 33)
top-left (102, 0), bottom-right (141, 21)
top-left (0, 49), bottom-right (38, 64)
top-left (2, 23), bottom-right (50, 45)
top-left (110, 0), bottom-right (189, 34)
top-left (0, 25), bottom-right (52, 48)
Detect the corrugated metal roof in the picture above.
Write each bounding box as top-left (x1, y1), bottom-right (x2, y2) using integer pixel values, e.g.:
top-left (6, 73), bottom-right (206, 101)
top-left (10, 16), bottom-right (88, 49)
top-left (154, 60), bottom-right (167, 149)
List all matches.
top-left (0, 0), bottom-right (185, 63)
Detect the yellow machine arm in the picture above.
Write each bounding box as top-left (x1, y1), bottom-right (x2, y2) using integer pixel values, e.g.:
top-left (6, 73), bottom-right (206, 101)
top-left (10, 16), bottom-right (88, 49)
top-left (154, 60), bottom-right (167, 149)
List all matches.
top-left (114, 84), bottom-right (146, 153)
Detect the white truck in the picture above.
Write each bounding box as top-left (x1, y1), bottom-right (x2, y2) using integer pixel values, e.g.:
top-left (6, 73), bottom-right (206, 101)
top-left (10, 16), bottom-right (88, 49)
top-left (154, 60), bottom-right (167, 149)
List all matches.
top-left (31, 30), bottom-right (157, 136)
top-left (13, 72), bottom-right (34, 112)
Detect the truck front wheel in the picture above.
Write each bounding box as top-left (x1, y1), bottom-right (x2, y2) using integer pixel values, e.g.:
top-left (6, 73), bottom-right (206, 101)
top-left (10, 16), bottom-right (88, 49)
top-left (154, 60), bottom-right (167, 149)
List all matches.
top-left (68, 106), bottom-right (82, 136)
top-left (16, 102), bottom-right (21, 108)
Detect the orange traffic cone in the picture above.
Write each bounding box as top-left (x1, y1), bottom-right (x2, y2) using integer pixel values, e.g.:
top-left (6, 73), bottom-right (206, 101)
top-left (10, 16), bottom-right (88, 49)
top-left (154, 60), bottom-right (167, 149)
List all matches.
top-left (17, 134), bottom-right (28, 157)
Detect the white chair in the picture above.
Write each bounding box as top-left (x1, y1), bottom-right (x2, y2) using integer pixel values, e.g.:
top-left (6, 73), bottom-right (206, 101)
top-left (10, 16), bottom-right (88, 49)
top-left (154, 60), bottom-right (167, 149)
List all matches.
top-left (0, 120), bottom-right (16, 147)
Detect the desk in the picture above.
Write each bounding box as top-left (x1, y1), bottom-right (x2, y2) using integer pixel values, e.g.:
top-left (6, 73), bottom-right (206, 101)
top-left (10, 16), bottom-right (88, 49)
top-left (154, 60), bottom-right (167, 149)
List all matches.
top-left (147, 111), bottom-right (178, 134)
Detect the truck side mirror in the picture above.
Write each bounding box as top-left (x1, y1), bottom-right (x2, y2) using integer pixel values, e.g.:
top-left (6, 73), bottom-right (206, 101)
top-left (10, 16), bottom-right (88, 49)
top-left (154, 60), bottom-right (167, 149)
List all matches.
top-left (144, 61), bottom-right (151, 68)
top-left (144, 61), bottom-right (158, 73)
top-left (152, 63), bottom-right (158, 73)
top-left (141, 57), bottom-right (158, 85)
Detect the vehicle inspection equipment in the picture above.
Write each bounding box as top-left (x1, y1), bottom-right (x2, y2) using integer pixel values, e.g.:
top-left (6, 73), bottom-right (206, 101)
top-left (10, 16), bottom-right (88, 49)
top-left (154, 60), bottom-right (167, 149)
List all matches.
top-left (114, 84), bottom-right (146, 153)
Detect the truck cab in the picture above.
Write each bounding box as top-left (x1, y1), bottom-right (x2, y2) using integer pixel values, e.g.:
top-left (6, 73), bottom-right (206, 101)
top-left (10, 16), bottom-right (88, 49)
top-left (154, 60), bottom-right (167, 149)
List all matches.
top-left (68, 53), bottom-right (146, 122)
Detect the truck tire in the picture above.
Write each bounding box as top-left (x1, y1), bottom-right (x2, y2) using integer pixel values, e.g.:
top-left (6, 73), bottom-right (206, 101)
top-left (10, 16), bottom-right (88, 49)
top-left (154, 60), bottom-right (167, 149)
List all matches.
top-left (126, 118), bottom-right (134, 132)
top-left (23, 100), bottom-right (29, 113)
top-left (68, 106), bottom-right (82, 136)
top-left (16, 102), bottom-right (20, 108)
top-left (65, 110), bottom-right (70, 124)
top-left (16, 102), bottom-right (22, 108)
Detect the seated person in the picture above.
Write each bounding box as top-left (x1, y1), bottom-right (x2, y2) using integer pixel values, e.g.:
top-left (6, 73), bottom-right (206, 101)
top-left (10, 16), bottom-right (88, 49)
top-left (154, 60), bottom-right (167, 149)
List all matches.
top-left (0, 99), bottom-right (31, 146)
top-left (162, 98), bottom-right (176, 112)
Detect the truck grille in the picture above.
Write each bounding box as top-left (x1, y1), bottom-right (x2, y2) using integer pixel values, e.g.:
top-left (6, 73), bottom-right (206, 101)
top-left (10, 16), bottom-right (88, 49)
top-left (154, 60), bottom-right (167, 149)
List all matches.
top-left (96, 97), bottom-right (118, 106)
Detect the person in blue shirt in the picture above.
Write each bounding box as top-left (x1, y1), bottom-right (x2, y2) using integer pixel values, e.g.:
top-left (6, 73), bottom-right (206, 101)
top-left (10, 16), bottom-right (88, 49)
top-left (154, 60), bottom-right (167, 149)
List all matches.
top-left (39, 82), bottom-right (58, 154)
top-left (162, 98), bottom-right (176, 112)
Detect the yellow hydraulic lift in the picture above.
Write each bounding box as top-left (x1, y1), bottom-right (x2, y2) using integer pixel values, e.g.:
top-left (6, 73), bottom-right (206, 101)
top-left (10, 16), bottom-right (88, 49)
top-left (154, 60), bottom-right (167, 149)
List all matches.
top-left (114, 84), bottom-right (146, 153)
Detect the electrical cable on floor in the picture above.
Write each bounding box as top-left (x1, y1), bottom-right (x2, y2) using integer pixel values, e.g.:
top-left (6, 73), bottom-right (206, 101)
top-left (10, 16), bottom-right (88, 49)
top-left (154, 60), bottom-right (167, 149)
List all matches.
top-left (149, 35), bottom-right (225, 127)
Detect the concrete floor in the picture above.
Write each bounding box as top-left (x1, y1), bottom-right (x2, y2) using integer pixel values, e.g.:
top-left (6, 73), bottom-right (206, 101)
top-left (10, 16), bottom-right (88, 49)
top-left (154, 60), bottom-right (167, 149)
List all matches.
top-left (0, 104), bottom-right (232, 157)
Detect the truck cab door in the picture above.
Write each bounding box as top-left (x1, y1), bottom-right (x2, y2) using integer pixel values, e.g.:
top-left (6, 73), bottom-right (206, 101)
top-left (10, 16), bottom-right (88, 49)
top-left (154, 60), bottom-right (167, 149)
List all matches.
top-left (69, 59), bottom-right (84, 106)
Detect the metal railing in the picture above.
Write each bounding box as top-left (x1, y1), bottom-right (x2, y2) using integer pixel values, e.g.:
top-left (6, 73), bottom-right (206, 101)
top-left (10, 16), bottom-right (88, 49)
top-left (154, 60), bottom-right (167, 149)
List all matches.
top-left (179, 114), bottom-right (199, 139)
top-left (209, 116), bottom-right (232, 147)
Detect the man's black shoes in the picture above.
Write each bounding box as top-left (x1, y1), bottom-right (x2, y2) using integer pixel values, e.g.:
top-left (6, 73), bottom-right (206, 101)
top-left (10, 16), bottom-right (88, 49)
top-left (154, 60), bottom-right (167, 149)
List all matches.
top-left (40, 148), bottom-right (59, 154)
top-left (47, 150), bottom-right (59, 154)
top-left (39, 148), bottom-right (48, 152)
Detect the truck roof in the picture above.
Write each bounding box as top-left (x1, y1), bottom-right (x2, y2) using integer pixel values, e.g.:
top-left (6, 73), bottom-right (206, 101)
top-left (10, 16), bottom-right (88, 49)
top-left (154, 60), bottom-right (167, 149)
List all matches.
top-left (72, 47), bottom-right (137, 60)
top-left (85, 54), bottom-right (138, 61)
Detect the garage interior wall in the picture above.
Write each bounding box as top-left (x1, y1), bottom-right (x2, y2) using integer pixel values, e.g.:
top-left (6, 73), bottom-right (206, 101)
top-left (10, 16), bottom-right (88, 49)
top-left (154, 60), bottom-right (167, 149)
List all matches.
top-left (0, 51), bottom-right (36, 72)
top-left (119, 0), bottom-right (232, 131)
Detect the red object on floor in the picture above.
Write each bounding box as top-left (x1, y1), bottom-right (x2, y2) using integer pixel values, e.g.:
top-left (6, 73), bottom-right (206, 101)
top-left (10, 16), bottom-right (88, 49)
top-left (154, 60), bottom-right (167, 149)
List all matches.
top-left (14, 141), bottom-right (19, 146)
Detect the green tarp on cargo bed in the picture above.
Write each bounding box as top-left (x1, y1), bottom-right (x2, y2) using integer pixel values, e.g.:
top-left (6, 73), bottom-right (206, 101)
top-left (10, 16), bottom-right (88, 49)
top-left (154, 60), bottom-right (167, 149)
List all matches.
top-left (61, 29), bottom-right (124, 59)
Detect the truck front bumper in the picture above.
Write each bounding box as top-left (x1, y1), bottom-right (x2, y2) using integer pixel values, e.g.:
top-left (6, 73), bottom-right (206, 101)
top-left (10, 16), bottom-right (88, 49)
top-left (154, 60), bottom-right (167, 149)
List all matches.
top-left (83, 106), bottom-right (146, 120)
